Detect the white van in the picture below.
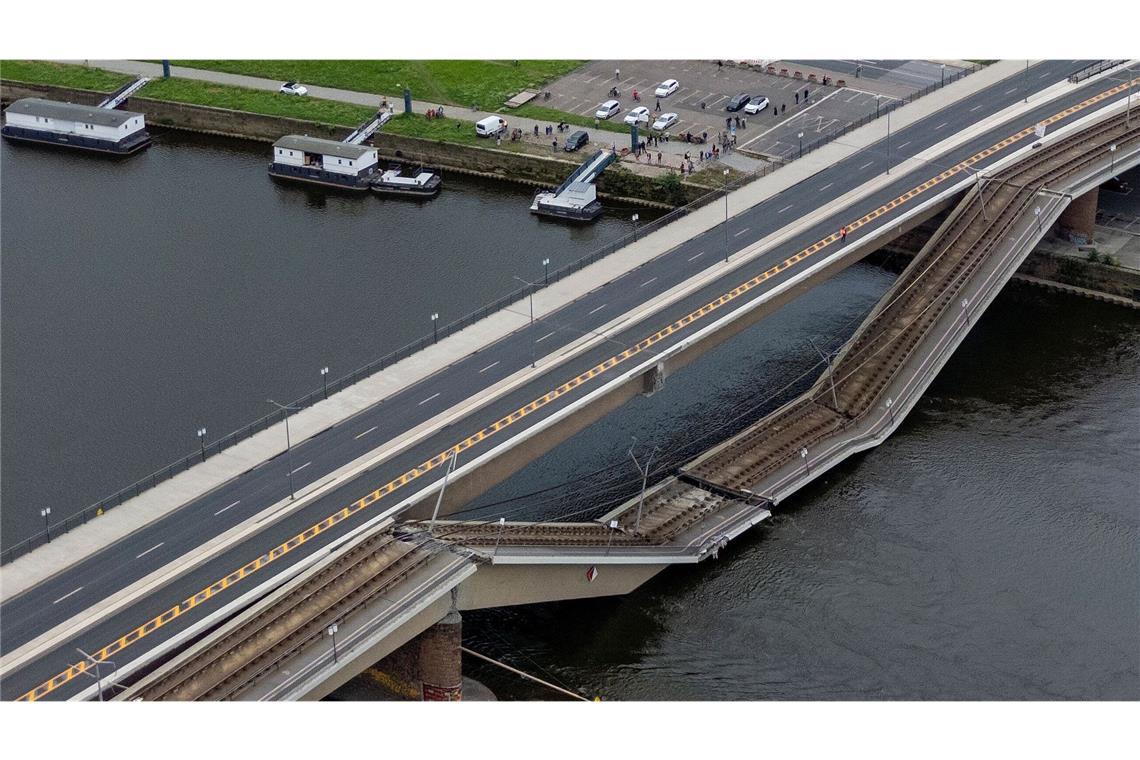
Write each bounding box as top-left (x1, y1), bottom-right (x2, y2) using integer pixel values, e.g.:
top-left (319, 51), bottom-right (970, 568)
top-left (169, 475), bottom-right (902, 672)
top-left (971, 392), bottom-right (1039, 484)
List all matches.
top-left (476, 116), bottom-right (507, 137)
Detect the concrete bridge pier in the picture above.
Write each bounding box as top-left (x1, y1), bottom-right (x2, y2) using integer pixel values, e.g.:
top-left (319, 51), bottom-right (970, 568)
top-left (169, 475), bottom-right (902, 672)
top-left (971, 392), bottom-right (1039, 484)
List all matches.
top-left (1056, 185), bottom-right (1099, 244)
top-left (367, 608), bottom-right (463, 701)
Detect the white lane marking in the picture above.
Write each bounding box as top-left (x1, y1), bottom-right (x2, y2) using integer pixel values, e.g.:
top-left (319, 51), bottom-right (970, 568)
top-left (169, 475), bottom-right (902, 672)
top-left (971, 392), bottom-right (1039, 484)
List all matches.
top-left (734, 227), bottom-right (750, 237)
top-left (291, 461), bottom-right (311, 474)
top-left (640, 277), bottom-right (658, 287)
top-left (1039, 72), bottom-right (1050, 79)
top-left (588, 304), bottom-right (607, 315)
top-left (859, 161), bottom-right (874, 170)
top-left (778, 204), bottom-right (794, 214)
top-left (536, 331), bottom-right (556, 343)
top-left (418, 392), bottom-right (441, 406)
top-left (969, 104), bottom-right (983, 112)
top-left (1005, 87), bottom-right (1018, 95)
top-left (934, 122), bottom-right (947, 131)
top-left (819, 182), bottom-right (833, 192)
top-left (897, 140), bottom-right (911, 149)
top-left (136, 542), bottom-right (164, 559)
top-left (52, 587), bottom-right (84, 605)
top-left (478, 361), bottom-right (500, 374)
top-left (354, 426), bottom-right (378, 439)
top-left (687, 251), bottom-right (705, 262)
top-left (214, 500), bottom-right (241, 515)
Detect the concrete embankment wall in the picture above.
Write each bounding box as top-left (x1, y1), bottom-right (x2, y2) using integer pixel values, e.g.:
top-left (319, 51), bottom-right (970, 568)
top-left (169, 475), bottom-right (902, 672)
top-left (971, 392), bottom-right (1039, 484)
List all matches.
top-left (0, 81), bottom-right (701, 208)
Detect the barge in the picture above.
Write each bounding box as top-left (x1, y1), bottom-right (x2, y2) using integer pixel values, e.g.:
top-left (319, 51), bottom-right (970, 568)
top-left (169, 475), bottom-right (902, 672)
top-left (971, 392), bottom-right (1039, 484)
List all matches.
top-left (1, 98), bottom-right (151, 155)
top-left (371, 164), bottom-right (442, 198)
top-left (268, 135), bottom-right (379, 190)
top-left (530, 182), bottom-right (603, 221)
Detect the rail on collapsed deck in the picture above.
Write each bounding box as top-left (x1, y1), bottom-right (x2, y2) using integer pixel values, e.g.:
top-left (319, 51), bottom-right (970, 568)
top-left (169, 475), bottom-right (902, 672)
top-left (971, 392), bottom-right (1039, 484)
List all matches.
top-left (343, 111), bottom-right (391, 145)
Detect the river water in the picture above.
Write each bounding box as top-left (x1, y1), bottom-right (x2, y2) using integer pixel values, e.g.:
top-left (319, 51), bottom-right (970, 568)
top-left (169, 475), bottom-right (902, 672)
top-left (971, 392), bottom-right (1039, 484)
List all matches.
top-left (3, 130), bottom-right (1136, 700)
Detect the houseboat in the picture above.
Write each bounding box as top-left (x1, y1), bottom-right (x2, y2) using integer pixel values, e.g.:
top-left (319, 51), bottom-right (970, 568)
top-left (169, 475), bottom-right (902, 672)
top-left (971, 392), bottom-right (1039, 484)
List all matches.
top-left (268, 135), bottom-right (379, 190)
top-left (530, 182), bottom-right (604, 221)
top-left (371, 163), bottom-right (442, 198)
top-left (1, 98), bottom-right (151, 155)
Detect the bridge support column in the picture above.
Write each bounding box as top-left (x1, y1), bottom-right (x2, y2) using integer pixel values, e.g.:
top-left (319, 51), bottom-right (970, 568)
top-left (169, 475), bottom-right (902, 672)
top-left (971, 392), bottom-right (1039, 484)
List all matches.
top-left (1056, 186), bottom-right (1098, 245)
top-left (642, 361), bottom-right (666, 396)
top-left (366, 609), bottom-right (463, 700)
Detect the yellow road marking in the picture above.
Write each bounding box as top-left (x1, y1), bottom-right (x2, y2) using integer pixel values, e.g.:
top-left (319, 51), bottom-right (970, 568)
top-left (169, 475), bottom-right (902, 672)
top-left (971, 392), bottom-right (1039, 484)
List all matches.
top-left (18, 76), bottom-right (1136, 702)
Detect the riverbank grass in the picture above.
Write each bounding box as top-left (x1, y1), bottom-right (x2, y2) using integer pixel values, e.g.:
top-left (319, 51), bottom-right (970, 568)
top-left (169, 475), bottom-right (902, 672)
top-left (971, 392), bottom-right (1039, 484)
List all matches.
top-left (139, 77), bottom-right (377, 127)
top-left (0, 60), bottom-right (132, 92)
top-left (168, 60), bottom-right (585, 111)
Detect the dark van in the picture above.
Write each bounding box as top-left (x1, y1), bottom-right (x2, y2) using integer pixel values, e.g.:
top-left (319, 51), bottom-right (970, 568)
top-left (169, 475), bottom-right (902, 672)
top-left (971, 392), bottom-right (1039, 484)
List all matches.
top-left (726, 93), bottom-right (752, 111)
top-left (564, 130), bottom-right (590, 152)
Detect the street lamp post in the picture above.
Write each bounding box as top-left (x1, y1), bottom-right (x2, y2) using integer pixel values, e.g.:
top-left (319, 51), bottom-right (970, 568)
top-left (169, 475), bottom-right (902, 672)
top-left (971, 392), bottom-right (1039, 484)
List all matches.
top-left (798, 131), bottom-right (804, 158)
top-left (1024, 60), bottom-right (1029, 103)
top-left (513, 276), bottom-right (538, 367)
top-left (886, 110), bottom-right (892, 174)
top-left (1110, 143), bottom-right (1117, 176)
top-left (631, 213), bottom-right (640, 242)
top-left (961, 297), bottom-right (970, 325)
top-left (722, 169), bottom-right (731, 262)
top-left (41, 507), bottom-right (51, 539)
top-left (941, 63), bottom-right (946, 87)
top-left (320, 366), bottom-right (329, 400)
top-left (886, 397), bottom-right (895, 424)
top-left (431, 313), bottom-right (439, 344)
top-left (605, 519), bottom-right (619, 556)
top-left (799, 447), bottom-right (810, 475)
top-left (77, 648), bottom-right (114, 702)
top-left (808, 338), bottom-right (840, 414)
top-left (197, 427), bottom-right (207, 462)
top-left (1034, 205), bottom-right (1042, 234)
top-left (266, 399), bottom-right (299, 499)
top-left (326, 623), bottom-right (339, 663)
top-left (429, 450), bottom-right (458, 531)
top-left (628, 438), bottom-right (658, 535)
top-left (542, 257), bottom-right (550, 285)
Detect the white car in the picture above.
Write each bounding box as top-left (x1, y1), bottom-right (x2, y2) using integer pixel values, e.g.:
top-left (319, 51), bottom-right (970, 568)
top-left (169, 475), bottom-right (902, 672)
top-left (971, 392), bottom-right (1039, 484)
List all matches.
top-left (623, 106), bottom-right (650, 126)
top-left (652, 112), bottom-right (678, 131)
top-left (279, 81), bottom-right (308, 96)
top-left (595, 100), bottom-right (621, 119)
top-left (654, 79), bottom-right (680, 98)
top-left (742, 96), bottom-right (771, 115)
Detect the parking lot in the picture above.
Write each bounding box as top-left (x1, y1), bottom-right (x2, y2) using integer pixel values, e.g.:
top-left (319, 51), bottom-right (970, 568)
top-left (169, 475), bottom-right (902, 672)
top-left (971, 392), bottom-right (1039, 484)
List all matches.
top-left (779, 60), bottom-right (970, 99)
top-left (541, 59), bottom-right (906, 160)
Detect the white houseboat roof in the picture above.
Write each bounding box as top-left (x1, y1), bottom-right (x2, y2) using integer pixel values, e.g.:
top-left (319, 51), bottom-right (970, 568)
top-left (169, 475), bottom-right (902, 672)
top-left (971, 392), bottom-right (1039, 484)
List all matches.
top-left (5, 98), bottom-right (141, 127)
top-left (274, 135), bottom-right (374, 160)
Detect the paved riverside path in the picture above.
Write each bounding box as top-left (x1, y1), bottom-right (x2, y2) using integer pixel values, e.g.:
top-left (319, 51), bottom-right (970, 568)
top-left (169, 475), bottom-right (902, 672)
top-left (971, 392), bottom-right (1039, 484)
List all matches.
top-left (3, 58), bottom-right (1049, 600)
top-left (9, 61), bottom-right (1126, 702)
top-left (61, 60), bottom-right (700, 167)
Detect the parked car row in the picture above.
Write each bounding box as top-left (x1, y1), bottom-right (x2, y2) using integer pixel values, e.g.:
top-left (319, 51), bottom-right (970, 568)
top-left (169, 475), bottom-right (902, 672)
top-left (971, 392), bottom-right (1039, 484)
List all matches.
top-left (594, 77), bottom-right (772, 133)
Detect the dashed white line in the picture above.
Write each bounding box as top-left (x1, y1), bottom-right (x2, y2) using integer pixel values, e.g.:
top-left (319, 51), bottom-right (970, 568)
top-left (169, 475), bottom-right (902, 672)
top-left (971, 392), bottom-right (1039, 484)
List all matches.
top-left (136, 542), bottom-right (164, 559)
top-left (214, 500), bottom-right (241, 515)
top-left (536, 331), bottom-right (556, 342)
top-left (1005, 87), bottom-right (1018, 95)
top-left (588, 304), bottom-right (607, 315)
top-left (478, 361), bottom-right (500, 374)
top-left (1039, 72), bottom-right (1050, 79)
top-left (819, 182), bottom-right (833, 192)
top-left (778, 204), bottom-right (794, 214)
top-left (640, 277), bottom-right (658, 287)
top-left (52, 587), bottom-right (84, 605)
top-left (734, 228), bottom-right (750, 237)
top-left (897, 140), bottom-right (911, 149)
top-left (354, 426), bottom-right (378, 439)
top-left (859, 161), bottom-right (874, 170)
top-left (291, 461), bottom-right (311, 474)
top-left (687, 251), bottom-right (706, 262)
top-left (969, 104), bottom-right (983, 112)
top-left (418, 392), bottom-right (441, 406)
top-left (934, 122), bottom-right (947, 131)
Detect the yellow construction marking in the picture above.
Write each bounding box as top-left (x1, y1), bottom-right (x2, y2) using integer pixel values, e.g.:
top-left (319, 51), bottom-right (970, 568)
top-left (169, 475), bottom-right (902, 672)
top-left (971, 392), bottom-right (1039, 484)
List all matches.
top-left (18, 77), bottom-right (1137, 702)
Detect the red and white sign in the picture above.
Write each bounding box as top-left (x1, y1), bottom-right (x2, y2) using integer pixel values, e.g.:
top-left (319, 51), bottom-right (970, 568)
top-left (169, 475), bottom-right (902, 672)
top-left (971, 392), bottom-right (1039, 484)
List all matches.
top-left (585, 566), bottom-right (598, 583)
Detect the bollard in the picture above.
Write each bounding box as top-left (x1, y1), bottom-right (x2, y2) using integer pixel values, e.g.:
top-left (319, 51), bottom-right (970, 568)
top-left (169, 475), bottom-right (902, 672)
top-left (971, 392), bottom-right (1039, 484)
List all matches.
top-left (403, 88), bottom-right (412, 115)
top-left (630, 123), bottom-right (639, 153)
top-left (162, 60), bottom-right (171, 79)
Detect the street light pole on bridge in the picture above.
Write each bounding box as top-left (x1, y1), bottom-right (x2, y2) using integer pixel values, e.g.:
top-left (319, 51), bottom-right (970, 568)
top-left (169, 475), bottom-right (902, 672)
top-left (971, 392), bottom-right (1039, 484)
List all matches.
top-left (266, 398), bottom-right (300, 500)
top-left (628, 438), bottom-right (658, 535)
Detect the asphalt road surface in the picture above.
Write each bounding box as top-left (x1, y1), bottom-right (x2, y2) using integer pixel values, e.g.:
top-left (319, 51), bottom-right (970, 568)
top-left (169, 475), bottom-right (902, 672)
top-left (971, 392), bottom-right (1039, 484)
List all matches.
top-left (3, 60), bottom-right (1111, 701)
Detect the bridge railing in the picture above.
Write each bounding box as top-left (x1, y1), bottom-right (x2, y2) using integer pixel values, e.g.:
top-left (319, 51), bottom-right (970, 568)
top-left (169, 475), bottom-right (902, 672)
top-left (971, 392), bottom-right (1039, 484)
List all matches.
top-left (0, 61), bottom-right (987, 565)
top-left (1068, 60), bottom-right (1128, 84)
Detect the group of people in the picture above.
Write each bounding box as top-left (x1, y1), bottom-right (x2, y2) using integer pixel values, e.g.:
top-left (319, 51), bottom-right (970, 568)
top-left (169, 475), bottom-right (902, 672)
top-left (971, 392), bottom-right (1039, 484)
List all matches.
top-left (424, 106), bottom-right (446, 119)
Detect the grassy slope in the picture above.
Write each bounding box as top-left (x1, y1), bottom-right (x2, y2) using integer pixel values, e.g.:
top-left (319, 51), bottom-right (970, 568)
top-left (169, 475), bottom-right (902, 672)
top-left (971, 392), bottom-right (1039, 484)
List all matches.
top-left (138, 77), bottom-right (376, 127)
top-left (168, 60), bottom-right (584, 109)
top-left (0, 60), bottom-right (132, 92)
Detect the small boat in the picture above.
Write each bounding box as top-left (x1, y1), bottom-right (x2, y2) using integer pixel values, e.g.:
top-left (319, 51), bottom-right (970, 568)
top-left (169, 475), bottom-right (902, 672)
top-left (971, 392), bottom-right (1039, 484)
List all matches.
top-left (371, 164), bottom-right (442, 198)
